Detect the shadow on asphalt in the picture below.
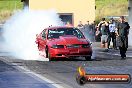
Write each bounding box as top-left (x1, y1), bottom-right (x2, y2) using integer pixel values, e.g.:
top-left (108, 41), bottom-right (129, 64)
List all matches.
top-left (48, 58), bottom-right (102, 61)
top-left (43, 57), bottom-right (129, 62)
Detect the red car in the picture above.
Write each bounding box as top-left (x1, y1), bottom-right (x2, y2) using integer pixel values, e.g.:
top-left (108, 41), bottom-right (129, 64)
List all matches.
top-left (36, 26), bottom-right (92, 61)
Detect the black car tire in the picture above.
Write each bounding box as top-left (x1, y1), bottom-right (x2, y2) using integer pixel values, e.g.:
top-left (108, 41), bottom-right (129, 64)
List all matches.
top-left (48, 52), bottom-right (53, 61)
top-left (85, 56), bottom-right (92, 61)
top-left (46, 49), bottom-right (54, 61)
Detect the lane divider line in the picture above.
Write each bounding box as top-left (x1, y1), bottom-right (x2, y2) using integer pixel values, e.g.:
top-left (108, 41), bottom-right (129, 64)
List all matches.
top-left (1, 57), bottom-right (64, 88)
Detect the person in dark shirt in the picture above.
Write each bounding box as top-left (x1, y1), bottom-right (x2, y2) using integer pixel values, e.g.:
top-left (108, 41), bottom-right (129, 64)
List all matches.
top-left (116, 16), bottom-right (130, 59)
top-left (98, 18), bottom-right (109, 51)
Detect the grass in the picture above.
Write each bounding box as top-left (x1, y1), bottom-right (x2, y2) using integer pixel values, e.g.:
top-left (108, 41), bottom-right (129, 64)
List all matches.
top-left (95, 0), bottom-right (128, 22)
top-left (0, 0), bottom-right (23, 23)
top-left (0, 0), bottom-right (129, 23)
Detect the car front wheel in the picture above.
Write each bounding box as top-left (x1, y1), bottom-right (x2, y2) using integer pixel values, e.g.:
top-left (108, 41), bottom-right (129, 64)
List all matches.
top-left (46, 48), bottom-right (54, 61)
top-left (48, 52), bottom-right (53, 61)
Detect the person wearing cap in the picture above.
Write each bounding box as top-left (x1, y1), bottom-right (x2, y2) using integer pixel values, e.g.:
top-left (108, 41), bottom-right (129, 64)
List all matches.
top-left (116, 16), bottom-right (130, 59)
top-left (108, 18), bottom-right (116, 49)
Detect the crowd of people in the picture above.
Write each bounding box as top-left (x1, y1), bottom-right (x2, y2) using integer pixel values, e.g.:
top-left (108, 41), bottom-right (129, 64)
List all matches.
top-left (77, 16), bottom-right (130, 59)
top-left (77, 21), bottom-right (96, 42)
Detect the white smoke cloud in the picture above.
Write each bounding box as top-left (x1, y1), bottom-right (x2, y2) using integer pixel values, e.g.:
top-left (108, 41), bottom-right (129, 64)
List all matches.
top-left (3, 8), bottom-right (63, 61)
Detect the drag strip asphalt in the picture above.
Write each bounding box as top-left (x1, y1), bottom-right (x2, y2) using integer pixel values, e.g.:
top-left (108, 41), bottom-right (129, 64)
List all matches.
top-left (0, 42), bottom-right (132, 88)
top-left (0, 57), bottom-right (68, 88)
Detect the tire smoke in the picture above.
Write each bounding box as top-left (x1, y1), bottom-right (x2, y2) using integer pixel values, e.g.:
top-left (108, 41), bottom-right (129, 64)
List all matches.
top-left (3, 8), bottom-right (63, 61)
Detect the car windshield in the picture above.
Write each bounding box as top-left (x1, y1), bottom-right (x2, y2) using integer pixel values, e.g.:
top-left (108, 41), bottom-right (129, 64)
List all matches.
top-left (48, 28), bottom-right (84, 39)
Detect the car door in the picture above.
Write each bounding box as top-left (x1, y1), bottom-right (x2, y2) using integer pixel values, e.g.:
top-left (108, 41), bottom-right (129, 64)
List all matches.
top-left (39, 29), bottom-right (47, 51)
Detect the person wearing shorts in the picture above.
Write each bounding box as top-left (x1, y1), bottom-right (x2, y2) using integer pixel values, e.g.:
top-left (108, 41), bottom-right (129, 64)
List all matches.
top-left (101, 35), bottom-right (108, 44)
top-left (98, 18), bottom-right (109, 51)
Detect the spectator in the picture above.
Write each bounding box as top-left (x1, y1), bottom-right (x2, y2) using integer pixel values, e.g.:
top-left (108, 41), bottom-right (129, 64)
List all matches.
top-left (90, 21), bottom-right (96, 41)
top-left (83, 21), bottom-right (89, 31)
top-left (108, 18), bottom-right (116, 49)
top-left (116, 16), bottom-right (130, 59)
top-left (83, 21), bottom-right (91, 40)
top-left (95, 26), bottom-right (101, 41)
top-left (77, 21), bottom-right (84, 31)
top-left (98, 18), bottom-right (109, 51)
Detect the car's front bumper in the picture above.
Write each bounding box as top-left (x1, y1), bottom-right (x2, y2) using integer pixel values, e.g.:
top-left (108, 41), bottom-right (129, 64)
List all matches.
top-left (49, 47), bottom-right (92, 58)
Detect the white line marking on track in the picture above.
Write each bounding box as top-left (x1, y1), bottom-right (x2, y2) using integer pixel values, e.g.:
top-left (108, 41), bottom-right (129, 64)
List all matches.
top-left (1, 58), bottom-right (64, 88)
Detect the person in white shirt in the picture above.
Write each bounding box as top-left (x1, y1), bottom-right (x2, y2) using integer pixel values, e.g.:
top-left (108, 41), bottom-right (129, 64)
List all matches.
top-left (108, 18), bottom-right (116, 49)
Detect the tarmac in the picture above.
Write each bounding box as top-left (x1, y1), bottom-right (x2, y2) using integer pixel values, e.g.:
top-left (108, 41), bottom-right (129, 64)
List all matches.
top-left (0, 59), bottom-right (58, 88)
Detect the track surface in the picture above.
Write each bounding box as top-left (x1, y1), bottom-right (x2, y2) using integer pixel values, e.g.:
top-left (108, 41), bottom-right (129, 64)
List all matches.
top-left (0, 42), bottom-right (132, 88)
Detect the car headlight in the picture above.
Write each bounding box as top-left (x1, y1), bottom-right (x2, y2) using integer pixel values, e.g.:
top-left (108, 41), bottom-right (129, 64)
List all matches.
top-left (82, 44), bottom-right (91, 48)
top-left (51, 45), bottom-right (64, 49)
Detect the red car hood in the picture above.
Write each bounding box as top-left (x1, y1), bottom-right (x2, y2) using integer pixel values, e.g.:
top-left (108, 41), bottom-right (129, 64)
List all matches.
top-left (48, 36), bottom-right (89, 45)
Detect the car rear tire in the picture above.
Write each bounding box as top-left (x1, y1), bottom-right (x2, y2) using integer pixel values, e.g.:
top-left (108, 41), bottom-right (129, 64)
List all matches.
top-left (85, 56), bottom-right (92, 61)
